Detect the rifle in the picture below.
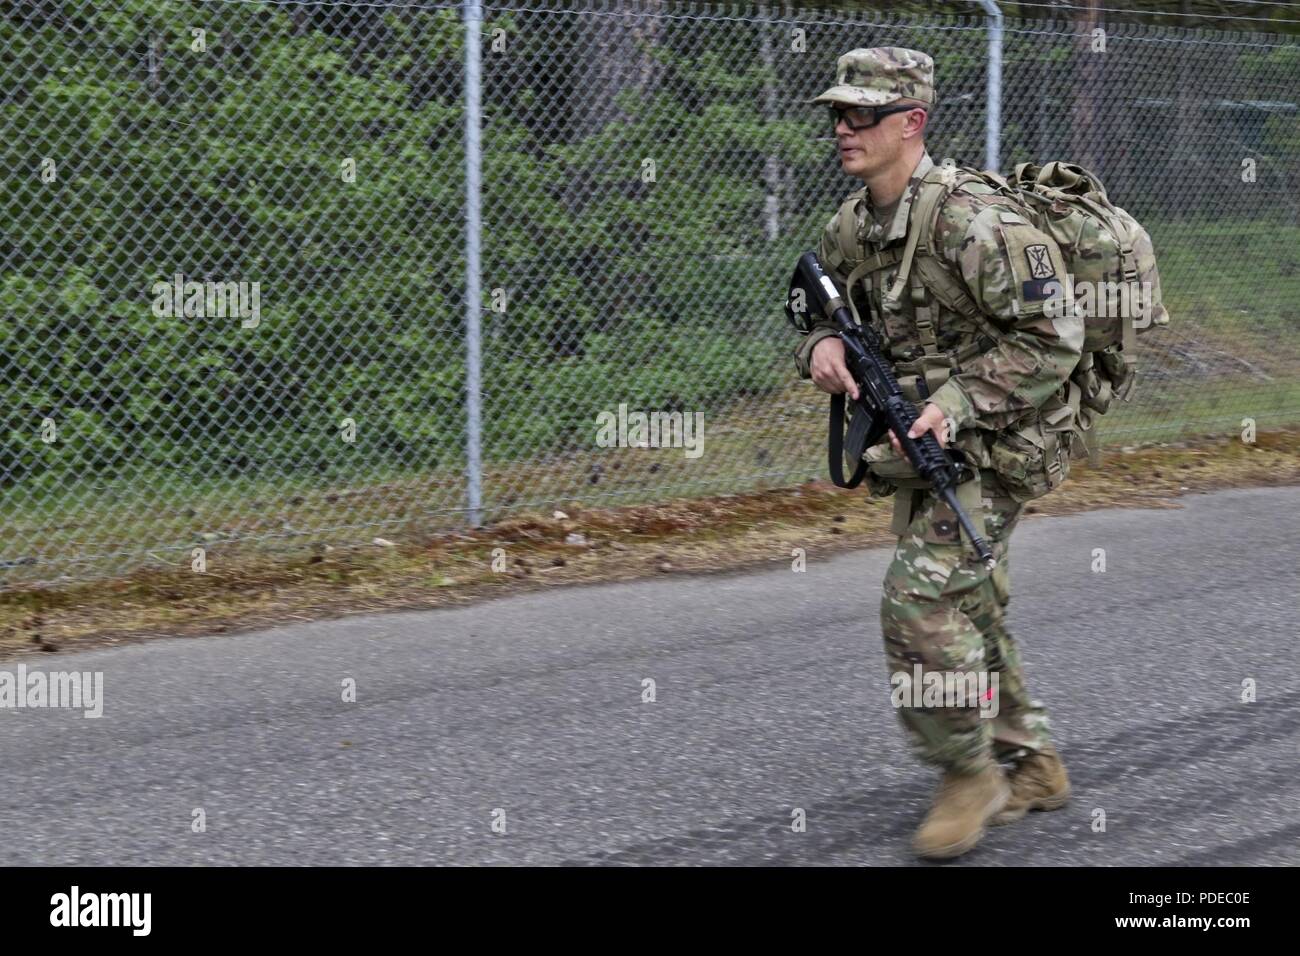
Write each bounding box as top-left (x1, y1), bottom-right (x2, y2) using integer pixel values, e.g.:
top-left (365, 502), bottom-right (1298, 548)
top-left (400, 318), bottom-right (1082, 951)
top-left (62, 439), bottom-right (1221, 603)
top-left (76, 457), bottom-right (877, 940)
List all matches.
top-left (785, 250), bottom-right (995, 569)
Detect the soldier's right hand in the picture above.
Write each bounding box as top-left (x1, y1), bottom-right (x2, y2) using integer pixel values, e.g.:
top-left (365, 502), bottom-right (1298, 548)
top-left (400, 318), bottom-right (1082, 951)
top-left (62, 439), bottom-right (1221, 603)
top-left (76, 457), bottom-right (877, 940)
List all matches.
top-left (810, 336), bottom-right (860, 400)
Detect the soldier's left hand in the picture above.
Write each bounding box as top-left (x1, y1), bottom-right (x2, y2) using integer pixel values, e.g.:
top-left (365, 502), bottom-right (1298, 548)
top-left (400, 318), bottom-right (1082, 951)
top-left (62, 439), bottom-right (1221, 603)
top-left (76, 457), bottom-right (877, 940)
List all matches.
top-left (889, 402), bottom-right (949, 454)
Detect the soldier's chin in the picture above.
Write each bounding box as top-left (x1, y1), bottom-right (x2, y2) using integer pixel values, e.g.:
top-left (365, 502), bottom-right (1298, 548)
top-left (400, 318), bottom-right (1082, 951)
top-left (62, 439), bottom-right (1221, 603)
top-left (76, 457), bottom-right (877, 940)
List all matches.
top-left (840, 152), bottom-right (869, 175)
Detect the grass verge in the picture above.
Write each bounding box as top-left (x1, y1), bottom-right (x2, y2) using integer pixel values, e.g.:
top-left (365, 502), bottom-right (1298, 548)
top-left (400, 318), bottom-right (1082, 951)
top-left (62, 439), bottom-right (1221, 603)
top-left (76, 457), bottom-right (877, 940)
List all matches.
top-left (1, 427), bottom-right (1297, 661)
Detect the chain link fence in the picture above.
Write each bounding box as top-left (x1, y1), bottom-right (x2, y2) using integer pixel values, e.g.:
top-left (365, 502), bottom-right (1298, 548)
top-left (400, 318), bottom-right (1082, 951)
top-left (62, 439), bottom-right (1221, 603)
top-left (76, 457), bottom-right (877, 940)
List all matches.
top-left (3, 0), bottom-right (1298, 589)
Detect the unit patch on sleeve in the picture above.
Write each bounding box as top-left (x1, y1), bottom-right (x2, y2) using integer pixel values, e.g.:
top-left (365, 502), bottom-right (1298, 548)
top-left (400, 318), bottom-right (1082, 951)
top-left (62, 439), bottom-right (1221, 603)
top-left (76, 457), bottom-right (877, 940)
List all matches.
top-left (1025, 244), bottom-right (1055, 279)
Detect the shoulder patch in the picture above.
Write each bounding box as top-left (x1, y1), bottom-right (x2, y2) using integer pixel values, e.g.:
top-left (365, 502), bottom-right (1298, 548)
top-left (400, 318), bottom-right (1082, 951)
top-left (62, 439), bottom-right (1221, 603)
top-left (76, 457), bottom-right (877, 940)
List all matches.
top-left (1024, 243), bottom-right (1055, 279)
top-left (1000, 224), bottom-right (1067, 307)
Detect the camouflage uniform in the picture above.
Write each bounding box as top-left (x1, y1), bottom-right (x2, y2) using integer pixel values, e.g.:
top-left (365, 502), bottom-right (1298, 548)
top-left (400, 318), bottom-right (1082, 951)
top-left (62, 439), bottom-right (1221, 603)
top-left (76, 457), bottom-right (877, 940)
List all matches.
top-left (798, 49), bottom-right (1084, 774)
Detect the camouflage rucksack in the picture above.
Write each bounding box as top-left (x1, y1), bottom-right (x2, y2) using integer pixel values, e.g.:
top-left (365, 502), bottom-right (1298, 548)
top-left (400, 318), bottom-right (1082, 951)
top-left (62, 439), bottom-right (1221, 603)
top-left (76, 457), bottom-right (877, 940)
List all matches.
top-left (831, 159), bottom-right (1168, 492)
top-left (996, 161), bottom-right (1169, 433)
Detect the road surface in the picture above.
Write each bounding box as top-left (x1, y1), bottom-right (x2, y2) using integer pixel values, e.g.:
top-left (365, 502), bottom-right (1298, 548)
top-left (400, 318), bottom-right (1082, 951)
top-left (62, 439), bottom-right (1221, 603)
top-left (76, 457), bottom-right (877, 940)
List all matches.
top-left (1, 486), bottom-right (1296, 865)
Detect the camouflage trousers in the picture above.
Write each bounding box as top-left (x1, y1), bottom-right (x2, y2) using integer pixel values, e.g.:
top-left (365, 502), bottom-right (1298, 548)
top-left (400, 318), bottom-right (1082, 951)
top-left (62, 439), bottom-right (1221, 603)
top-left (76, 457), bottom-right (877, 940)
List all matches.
top-left (879, 476), bottom-right (1054, 774)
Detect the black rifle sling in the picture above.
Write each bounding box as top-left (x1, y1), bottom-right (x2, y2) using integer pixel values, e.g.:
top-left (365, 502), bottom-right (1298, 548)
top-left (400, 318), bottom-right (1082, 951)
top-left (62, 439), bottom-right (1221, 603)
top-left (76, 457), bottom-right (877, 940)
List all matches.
top-left (829, 391), bottom-right (869, 489)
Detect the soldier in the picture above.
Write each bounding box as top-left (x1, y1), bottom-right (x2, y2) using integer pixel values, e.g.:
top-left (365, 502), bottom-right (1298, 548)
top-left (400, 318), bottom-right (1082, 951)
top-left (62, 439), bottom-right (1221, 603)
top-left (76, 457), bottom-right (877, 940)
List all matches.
top-left (796, 48), bottom-right (1076, 859)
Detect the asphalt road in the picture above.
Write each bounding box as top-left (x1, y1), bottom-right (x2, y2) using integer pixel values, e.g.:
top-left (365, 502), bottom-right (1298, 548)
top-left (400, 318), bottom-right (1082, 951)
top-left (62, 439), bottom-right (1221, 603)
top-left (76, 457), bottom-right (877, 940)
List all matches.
top-left (2, 486), bottom-right (1297, 866)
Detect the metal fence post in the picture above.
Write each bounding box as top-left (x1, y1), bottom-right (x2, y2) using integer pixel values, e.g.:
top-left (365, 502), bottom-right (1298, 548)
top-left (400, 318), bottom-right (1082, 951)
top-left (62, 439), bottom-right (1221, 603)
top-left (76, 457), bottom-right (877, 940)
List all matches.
top-left (463, 0), bottom-right (484, 527)
top-left (980, 0), bottom-right (1003, 172)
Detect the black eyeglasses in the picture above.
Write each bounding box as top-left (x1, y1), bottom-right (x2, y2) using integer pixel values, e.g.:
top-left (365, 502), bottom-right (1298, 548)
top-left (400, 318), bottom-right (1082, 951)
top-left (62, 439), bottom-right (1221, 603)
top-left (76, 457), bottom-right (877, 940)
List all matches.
top-left (828, 103), bottom-right (923, 131)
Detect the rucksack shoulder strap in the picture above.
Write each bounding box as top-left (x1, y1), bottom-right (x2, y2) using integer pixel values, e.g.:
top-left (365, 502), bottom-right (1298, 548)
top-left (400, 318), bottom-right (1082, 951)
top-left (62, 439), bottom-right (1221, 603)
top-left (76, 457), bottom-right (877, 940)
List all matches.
top-left (824, 187), bottom-right (867, 278)
top-left (841, 248), bottom-right (904, 324)
top-left (883, 165), bottom-right (962, 307)
top-left (886, 167), bottom-right (1006, 341)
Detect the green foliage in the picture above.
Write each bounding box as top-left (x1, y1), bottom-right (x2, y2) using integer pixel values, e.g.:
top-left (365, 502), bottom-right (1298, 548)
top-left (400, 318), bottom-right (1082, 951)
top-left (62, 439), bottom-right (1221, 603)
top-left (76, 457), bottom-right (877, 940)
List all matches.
top-left (3, 2), bottom-right (1294, 495)
top-left (1, 3), bottom-right (817, 490)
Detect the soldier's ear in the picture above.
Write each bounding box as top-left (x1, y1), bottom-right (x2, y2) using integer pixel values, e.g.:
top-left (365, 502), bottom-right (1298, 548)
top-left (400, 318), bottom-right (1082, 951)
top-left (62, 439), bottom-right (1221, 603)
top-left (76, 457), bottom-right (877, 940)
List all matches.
top-left (891, 102), bottom-right (927, 141)
top-left (905, 107), bottom-right (929, 138)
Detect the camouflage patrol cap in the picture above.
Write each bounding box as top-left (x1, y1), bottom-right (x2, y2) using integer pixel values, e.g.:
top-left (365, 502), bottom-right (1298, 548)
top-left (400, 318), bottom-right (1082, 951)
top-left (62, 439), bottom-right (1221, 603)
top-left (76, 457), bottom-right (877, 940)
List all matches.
top-left (810, 47), bottom-right (935, 109)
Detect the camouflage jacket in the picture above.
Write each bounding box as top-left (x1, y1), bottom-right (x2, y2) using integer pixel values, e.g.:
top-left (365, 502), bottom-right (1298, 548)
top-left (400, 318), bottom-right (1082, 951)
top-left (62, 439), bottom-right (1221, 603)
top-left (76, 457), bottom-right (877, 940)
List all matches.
top-left (794, 151), bottom-right (1085, 491)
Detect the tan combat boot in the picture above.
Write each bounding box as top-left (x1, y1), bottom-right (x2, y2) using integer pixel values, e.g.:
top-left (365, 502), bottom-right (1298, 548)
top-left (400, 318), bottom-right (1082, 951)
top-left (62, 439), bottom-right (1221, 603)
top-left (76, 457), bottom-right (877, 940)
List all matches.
top-left (990, 746), bottom-right (1071, 826)
top-left (913, 764), bottom-right (1010, 860)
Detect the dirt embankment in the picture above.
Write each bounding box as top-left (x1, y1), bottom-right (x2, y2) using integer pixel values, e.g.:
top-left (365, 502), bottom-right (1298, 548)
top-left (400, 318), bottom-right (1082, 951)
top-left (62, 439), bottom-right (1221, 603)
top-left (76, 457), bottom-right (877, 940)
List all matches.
top-left (1, 429), bottom-right (1296, 660)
